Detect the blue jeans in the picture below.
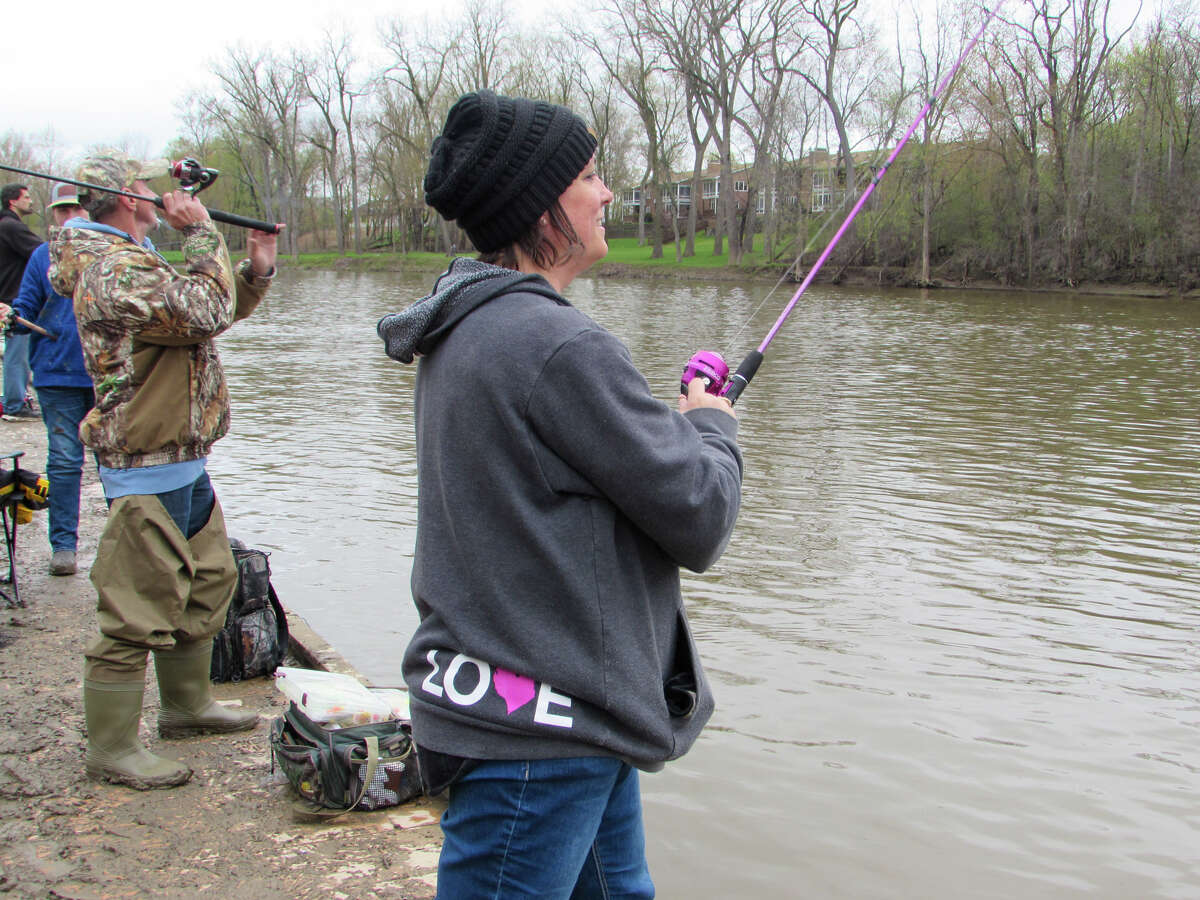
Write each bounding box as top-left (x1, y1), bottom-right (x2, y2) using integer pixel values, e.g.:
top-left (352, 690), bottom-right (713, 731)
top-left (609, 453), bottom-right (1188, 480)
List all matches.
top-left (3, 333), bottom-right (31, 413)
top-left (37, 385), bottom-right (95, 552)
top-left (436, 757), bottom-right (655, 899)
top-left (155, 471), bottom-right (216, 539)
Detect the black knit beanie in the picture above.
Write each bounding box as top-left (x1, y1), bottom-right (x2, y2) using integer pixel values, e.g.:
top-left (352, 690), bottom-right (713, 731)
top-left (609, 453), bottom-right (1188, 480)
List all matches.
top-left (423, 90), bottom-right (598, 253)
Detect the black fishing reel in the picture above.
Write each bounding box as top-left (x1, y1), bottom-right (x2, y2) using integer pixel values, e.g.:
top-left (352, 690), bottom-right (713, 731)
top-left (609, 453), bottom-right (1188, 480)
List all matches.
top-left (170, 158), bottom-right (219, 195)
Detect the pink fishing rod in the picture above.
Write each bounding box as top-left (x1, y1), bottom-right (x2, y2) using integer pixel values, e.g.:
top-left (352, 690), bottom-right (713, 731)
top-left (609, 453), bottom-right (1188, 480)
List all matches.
top-left (682, 4), bottom-right (1002, 404)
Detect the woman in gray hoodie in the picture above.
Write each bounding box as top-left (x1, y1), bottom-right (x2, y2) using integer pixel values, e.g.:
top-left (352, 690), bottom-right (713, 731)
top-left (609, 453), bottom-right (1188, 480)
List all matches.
top-left (378, 90), bottom-right (743, 899)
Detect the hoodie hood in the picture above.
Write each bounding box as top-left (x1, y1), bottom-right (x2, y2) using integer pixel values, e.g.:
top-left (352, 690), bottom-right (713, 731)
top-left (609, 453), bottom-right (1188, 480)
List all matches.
top-left (377, 257), bottom-right (565, 364)
top-left (48, 221), bottom-right (159, 300)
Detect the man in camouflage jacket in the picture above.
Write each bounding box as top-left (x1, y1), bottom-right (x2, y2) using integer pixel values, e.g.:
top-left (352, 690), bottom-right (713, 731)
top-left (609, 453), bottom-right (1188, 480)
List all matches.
top-left (49, 150), bottom-right (281, 790)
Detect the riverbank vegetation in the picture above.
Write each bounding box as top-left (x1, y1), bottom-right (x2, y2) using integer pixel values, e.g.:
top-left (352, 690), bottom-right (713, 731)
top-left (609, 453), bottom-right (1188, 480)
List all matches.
top-left (157, 238), bottom-right (1188, 299)
top-left (6, 0), bottom-right (1198, 292)
top-left (159, 238), bottom-right (769, 273)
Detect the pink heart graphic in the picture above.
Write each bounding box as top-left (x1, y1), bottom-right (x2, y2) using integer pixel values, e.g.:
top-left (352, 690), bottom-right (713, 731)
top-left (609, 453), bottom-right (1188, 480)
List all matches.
top-left (494, 668), bottom-right (536, 715)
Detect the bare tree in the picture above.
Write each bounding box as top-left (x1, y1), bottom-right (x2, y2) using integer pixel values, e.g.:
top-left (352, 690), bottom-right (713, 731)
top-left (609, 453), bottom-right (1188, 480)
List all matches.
top-left (574, 68), bottom-right (641, 233)
top-left (680, 84), bottom-right (715, 257)
top-left (298, 30), bottom-right (365, 254)
top-left (206, 46), bottom-right (310, 256)
top-left (797, 0), bottom-right (880, 204)
top-left (447, 0), bottom-right (519, 94)
top-left (0, 131), bottom-right (49, 225)
top-left (18, 0), bottom-right (1177, 285)
top-left (297, 49), bottom-right (343, 253)
top-left (904, 0), bottom-right (971, 284)
top-left (974, 17), bottom-right (1047, 285)
top-left (509, 32), bottom-right (581, 103)
top-left (1018, 0), bottom-right (1138, 282)
top-left (643, 0), bottom-right (775, 263)
top-left (735, 0), bottom-right (806, 259)
top-left (377, 18), bottom-right (463, 252)
top-left (573, 0), bottom-right (684, 258)
top-left (767, 88), bottom-right (821, 267)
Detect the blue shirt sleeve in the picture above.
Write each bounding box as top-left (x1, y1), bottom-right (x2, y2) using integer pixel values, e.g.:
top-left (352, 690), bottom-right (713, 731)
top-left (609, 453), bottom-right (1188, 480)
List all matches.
top-left (10, 243), bottom-right (51, 330)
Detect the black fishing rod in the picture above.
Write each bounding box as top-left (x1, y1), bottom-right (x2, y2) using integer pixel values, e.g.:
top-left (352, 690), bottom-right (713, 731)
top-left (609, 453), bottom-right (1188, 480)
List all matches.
top-left (0, 160), bottom-right (282, 234)
top-left (681, 4), bottom-right (1001, 405)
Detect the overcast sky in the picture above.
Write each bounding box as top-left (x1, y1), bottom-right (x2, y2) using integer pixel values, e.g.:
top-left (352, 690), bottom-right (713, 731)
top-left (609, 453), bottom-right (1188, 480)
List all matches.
top-left (4, 0), bottom-right (550, 160)
top-left (5, 0), bottom-right (1149, 165)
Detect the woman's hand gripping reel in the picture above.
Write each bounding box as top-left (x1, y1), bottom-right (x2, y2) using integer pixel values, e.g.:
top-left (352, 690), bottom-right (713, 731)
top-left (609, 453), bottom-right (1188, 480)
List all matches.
top-left (680, 350), bottom-right (764, 405)
top-left (681, 351), bottom-right (729, 397)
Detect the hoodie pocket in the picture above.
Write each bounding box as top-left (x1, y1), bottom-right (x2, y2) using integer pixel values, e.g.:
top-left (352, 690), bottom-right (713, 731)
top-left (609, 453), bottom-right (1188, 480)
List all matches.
top-left (664, 609), bottom-right (699, 719)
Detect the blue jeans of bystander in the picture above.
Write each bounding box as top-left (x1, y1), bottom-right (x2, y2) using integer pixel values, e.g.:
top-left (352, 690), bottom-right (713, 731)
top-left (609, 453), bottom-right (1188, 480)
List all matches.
top-left (3, 333), bottom-right (31, 413)
top-left (37, 385), bottom-right (96, 552)
top-left (436, 756), bottom-right (655, 899)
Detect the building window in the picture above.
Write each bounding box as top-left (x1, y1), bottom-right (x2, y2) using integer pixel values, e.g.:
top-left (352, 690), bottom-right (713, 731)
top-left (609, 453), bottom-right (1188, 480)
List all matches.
top-left (734, 180), bottom-right (748, 192)
top-left (811, 171), bottom-right (831, 212)
top-left (702, 179), bottom-right (719, 199)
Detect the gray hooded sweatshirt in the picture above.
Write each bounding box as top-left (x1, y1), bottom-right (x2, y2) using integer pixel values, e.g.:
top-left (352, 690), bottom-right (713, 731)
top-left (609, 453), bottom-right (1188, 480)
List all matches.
top-left (378, 258), bottom-right (742, 770)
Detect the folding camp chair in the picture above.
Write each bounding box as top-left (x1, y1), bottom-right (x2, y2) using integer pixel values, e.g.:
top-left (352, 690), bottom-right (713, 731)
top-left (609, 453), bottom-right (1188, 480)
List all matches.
top-left (0, 452), bottom-right (25, 607)
top-left (0, 451), bottom-right (50, 609)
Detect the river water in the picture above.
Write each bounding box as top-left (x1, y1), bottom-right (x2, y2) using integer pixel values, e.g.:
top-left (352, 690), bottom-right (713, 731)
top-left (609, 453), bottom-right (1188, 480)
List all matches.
top-left (208, 267), bottom-right (1200, 898)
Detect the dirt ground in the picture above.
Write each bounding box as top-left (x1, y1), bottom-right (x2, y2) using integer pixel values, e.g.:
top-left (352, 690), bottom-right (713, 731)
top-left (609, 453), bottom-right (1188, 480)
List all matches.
top-left (0, 415), bottom-right (444, 900)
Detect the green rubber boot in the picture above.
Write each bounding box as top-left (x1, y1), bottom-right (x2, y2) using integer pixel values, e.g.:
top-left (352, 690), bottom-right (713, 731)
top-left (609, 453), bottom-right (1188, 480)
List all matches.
top-left (154, 641), bottom-right (259, 738)
top-left (84, 680), bottom-right (193, 789)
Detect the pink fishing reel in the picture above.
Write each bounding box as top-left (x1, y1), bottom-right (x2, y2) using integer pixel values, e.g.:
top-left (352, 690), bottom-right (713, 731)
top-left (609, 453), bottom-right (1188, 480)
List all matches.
top-left (681, 351), bottom-right (730, 396)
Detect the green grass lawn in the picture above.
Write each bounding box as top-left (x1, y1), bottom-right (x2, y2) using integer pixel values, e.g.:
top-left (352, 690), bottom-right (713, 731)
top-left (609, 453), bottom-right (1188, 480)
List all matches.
top-left (603, 236), bottom-right (773, 269)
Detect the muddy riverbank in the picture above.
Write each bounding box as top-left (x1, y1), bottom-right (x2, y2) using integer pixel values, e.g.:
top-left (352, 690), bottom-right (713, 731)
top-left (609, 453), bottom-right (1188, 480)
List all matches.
top-left (0, 414), bottom-right (443, 900)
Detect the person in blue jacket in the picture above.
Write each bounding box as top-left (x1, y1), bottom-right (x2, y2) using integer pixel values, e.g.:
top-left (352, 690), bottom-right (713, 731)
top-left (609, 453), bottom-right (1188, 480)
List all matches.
top-left (1, 184), bottom-right (95, 575)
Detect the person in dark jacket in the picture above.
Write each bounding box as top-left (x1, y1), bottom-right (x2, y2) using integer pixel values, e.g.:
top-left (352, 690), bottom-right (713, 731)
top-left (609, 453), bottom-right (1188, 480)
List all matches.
top-left (0, 183), bottom-right (41, 420)
top-left (378, 90), bottom-right (743, 899)
top-left (1, 184), bottom-right (94, 574)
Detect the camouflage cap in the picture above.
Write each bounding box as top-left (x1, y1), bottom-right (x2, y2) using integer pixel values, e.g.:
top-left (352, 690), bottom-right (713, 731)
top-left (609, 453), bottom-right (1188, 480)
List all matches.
top-left (74, 149), bottom-right (169, 202)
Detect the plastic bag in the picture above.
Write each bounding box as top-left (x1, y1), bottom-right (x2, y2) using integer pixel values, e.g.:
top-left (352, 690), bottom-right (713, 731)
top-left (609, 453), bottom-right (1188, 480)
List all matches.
top-left (370, 688), bottom-right (411, 720)
top-left (274, 667), bottom-right (395, 728)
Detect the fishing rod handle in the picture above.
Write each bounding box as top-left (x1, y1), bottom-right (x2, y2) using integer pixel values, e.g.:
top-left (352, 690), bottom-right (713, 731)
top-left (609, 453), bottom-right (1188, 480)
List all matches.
top-left (721, 350), bottom-right (764, 406)
top-left (208, 209), bottom-right (282, 234)
top-left (147, 195), bottom-right (281, 234)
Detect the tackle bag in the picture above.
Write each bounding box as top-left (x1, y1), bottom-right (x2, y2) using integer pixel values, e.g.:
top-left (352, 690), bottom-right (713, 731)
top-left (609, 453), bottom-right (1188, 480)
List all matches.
top-left (211, 539), bottom-right (289, 682)
top-left (269, 701), bottom-right (423, 816)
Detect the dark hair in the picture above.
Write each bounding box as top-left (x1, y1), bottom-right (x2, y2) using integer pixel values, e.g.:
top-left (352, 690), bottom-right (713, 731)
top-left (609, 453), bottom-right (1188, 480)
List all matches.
top-left (1, 184), bottom-right (28, 211)
top-left (477, 199), bottom-right (582, 271)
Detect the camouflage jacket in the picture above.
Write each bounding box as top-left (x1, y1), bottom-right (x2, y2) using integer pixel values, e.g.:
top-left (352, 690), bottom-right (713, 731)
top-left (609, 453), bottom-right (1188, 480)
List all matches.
top-left (48, 221), bottom-right (271, 469)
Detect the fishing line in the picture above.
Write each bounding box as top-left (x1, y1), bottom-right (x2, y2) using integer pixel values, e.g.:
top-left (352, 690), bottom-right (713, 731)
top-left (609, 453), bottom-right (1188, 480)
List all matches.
top-left (727, 143), bottom-right (896, 349)
top-left (683, 3), bottom-right (1002, 404)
